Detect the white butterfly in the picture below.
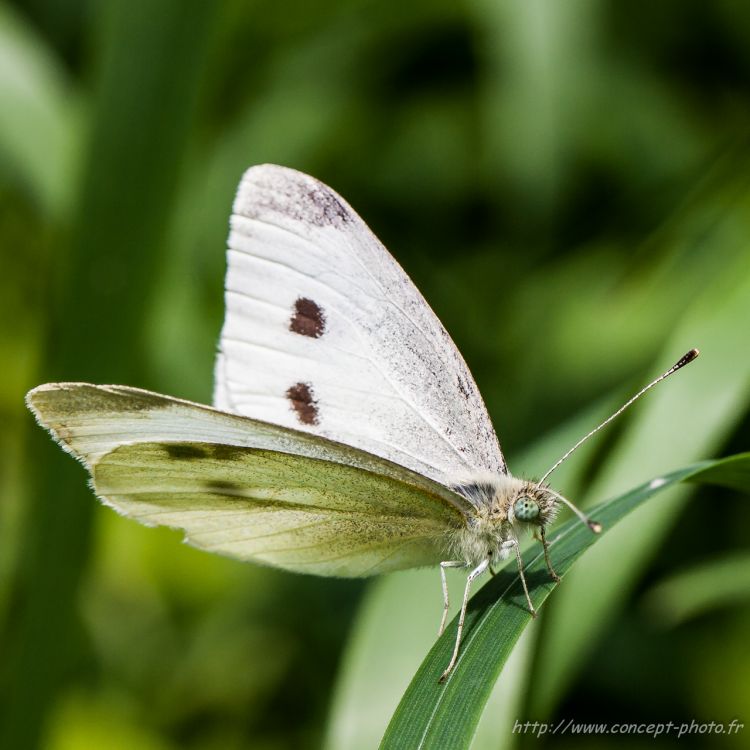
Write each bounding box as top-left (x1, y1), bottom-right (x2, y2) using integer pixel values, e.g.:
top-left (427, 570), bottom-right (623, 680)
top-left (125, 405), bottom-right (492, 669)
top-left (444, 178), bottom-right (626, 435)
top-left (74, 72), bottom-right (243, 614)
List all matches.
top-left (26, 165), bottom-right (698, 680)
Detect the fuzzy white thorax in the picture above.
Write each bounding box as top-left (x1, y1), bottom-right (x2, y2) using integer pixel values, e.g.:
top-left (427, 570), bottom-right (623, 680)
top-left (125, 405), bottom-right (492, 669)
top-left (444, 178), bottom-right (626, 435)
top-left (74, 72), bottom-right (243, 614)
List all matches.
top-left (449, 473), bottom-right (555, 567)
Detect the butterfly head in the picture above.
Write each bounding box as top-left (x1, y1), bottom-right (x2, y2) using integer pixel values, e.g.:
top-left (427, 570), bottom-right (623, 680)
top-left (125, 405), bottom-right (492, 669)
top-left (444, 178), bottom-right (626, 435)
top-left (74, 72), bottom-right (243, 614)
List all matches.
top-left (507, 481), bottom-right (558, 530)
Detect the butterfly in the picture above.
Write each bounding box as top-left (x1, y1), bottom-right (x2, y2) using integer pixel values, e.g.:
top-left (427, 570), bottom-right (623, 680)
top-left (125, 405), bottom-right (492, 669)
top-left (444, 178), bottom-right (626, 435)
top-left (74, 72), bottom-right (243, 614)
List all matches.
top-left (26, 165), bottom-right (698, 681)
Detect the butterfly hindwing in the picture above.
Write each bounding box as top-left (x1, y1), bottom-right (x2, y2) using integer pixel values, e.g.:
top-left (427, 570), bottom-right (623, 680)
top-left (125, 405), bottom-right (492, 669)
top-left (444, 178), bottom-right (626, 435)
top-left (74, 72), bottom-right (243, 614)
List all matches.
top-left (94, 442), bottom-right (459, 576)
top-left (215, 164), bottom-right (506, 486)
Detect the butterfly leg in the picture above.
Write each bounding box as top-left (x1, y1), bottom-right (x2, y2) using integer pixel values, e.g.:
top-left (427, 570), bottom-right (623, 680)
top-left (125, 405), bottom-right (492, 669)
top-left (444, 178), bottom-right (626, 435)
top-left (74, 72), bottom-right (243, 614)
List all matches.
top-left (503, 538), bottom-right (537, 617)
top-left (438, 561), bottom-right (467, 636)
top-left (439, 559), bottom-right (489, 682)
top-left (539, 525), bottom-right (560, 582)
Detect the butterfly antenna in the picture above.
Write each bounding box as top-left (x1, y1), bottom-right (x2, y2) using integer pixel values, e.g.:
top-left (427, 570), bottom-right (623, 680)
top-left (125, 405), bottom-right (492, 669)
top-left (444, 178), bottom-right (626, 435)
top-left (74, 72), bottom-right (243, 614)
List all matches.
top-left (543, 486), bottom-right (602, 533)
top-left (536, 348), bottom-right (700, 529)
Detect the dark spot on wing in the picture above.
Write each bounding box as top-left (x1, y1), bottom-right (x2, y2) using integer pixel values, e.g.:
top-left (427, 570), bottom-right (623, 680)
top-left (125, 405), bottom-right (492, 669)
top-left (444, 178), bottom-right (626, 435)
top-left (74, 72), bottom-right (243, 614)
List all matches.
top-left (165, 444), bottom-right (209, 460)
top-left (209, 444), bottom-right (246, 461)
top-left (286, 382), bottom-right (319, 425)
top-left (205, 480), bottom-right (242, 493)
top-left (290, 297), bottom-right (326, 338)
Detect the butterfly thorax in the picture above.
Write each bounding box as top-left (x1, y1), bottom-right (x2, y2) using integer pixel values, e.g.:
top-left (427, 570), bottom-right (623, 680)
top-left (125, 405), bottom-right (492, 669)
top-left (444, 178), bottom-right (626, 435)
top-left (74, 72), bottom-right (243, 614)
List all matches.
top-left (451, 475), bottom-right (558, 566)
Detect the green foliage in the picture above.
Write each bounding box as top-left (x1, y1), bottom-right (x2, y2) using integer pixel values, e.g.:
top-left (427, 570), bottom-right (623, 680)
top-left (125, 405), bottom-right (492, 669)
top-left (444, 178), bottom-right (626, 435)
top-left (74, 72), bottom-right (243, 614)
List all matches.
top-left (643, 551), bottom-right (750, 627)
top-left (380, 455), bottom-right (750, 749)
top-left (1, 1), bottom-right (749, 748)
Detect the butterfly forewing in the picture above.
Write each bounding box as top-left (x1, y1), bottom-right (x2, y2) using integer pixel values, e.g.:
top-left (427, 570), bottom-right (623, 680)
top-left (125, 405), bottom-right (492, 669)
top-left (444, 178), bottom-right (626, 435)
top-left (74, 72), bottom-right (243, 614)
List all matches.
top-left (27, 383), bottom-right (472, 576)
top-left (215, 164), bottom-right (506, 486)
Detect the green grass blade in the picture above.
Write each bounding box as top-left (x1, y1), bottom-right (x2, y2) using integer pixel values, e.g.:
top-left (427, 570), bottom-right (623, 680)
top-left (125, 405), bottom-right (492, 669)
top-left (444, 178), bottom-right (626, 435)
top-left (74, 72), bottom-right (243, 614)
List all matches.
top-left (684, 452), bottom-right (750, 493)
top-left (642, 550), bottom-right (750, 627)
top-left (323, 394), bottom-right (619, 750)
top-left (323, 570), bottom-right (437, 750)
top-left (0, 3), bottom-right (221, 748)
top-left (380, 454), bottom-right (750, 750)
top-left (529, 249), bottom-right (750, 718)
top-left (0, 3), bottom-right (81, 218)
top-left (640, 455), bottom-right (750, 627)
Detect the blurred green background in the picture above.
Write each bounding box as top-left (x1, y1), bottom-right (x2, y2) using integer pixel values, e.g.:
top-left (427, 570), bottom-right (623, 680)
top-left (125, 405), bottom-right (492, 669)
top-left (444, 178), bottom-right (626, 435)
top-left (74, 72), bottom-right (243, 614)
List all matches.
top-left (1, 1), bottom-right (749, 748)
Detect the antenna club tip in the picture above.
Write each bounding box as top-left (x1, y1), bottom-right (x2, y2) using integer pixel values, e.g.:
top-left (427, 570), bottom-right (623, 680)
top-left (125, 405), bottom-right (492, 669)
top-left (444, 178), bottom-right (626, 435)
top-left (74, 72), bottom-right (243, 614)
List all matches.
top-left (587, 520), bottom-right (603, 534)
top-left (677, 348), bottom-right (700, 368)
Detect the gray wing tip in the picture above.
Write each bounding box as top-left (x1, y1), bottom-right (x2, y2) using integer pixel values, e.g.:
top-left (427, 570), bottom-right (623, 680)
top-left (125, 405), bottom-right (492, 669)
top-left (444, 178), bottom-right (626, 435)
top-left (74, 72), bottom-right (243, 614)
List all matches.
top-left (25, 382), bottom-right (87, 424)
top-left (237, 164), bottom-right (327, 199)
top-left (240, 163), bottom-right (308, 183)
top-left (25, 383), bottom-right (50, 428)
top-left (233, 163), bottom-right (355, 231)
top-left (26, 382), bottom-right (121, 415)
top-left (26, 381), bottom-right (83, 399)
top-left (25, 382), bottom-right (96, 466)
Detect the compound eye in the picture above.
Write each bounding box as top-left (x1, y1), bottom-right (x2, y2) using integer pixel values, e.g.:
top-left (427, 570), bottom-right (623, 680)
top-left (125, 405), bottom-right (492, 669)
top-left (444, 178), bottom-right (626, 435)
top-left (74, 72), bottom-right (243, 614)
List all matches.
top-left (514, 495), bottom-right (540, 521)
